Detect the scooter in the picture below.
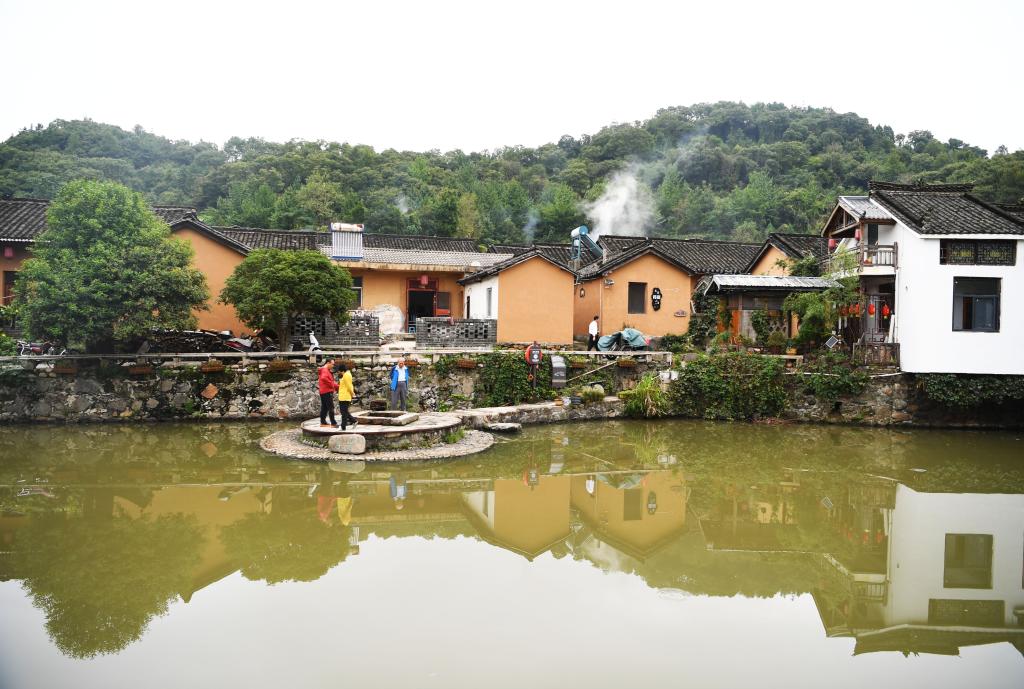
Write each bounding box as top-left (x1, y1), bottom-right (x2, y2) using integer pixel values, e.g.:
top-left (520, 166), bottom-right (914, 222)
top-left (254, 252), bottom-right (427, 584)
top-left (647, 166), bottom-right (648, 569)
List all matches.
top-left (223, 332), bottom-right (278, 353)
top-left (16, 340), bottom-right (67, 356)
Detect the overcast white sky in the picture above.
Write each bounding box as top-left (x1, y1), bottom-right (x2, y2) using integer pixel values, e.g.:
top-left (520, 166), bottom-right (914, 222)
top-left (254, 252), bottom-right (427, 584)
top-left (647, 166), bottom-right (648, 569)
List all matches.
top-left (1, 0), bottom-right (1021, 154)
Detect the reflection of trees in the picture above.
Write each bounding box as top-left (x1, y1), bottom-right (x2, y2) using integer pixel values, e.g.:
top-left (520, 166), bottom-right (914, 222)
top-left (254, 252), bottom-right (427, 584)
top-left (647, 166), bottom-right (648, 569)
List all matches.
top-left (220, 509), bottom-right (351, 584)
top-left (16, 513), bottom-right (204, 658)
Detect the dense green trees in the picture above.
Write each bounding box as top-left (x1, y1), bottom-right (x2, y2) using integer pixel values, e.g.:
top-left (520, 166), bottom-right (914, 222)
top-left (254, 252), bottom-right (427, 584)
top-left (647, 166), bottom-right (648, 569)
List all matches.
top-left (15, 180), bottom-right (210, 351)
top-left (2, 104), bottom-right (1022, 244)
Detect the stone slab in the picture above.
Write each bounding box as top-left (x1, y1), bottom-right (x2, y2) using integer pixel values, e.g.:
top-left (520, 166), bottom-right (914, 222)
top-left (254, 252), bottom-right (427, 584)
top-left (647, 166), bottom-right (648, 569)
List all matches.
top-left (261, 428), bottom-right (494, 463)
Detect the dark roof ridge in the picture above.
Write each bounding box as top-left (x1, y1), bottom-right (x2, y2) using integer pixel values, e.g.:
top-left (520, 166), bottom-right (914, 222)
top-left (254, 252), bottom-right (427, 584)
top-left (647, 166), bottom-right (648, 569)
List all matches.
top-left (0, 196), bottom-right (50, 203)
top-left (214, 225), bottom-right (324, 234)
top-left (870, 190), bottom-right (924, 227)
top-left (868, 181), bottom-right (974, 193)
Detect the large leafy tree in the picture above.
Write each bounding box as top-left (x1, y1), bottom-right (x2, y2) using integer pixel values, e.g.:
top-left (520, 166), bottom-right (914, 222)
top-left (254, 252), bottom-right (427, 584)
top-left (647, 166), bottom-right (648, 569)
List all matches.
top-left (219, 249), bottom-right (355, 347)
top-left (16, 180), bottom-right (209, 352)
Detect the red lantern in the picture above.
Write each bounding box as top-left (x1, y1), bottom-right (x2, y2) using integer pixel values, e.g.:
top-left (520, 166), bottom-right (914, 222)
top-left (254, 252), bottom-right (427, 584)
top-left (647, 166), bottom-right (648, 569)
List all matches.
top-left (852, 303), bottom-right (861, 316)
top-left (828, 237), bottom-right (837, 251)
top-left (419, 274), bottom-right (429, 287)
top-left (839, 305), bottom-right (847, 317)
top-left (868, 303), bottom-right (876, 316)
top-left (854, 228), bottom-right (862, 242)
top-left (2, 246), bottom-right (13, 259)
top-left (882, 304), bottom-right (891, 318)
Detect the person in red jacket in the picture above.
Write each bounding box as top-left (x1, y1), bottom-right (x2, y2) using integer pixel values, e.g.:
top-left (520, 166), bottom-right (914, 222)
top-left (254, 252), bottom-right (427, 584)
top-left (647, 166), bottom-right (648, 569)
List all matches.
top-left (318, 359), bottom-right (339, 427)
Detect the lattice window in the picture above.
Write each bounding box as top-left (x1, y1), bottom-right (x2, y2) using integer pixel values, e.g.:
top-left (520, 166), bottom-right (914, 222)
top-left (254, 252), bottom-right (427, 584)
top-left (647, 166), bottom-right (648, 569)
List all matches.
top-left (940, 239), bottom-right (1016, 266)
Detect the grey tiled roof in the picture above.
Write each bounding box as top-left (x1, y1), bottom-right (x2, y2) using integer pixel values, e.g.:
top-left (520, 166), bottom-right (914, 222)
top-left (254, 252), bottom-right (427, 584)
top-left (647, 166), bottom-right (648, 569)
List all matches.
top-left (701, 274), bottom-right (838, 294)
top-left (214, 227), bottom-right (326, 251)
top-left (579, 235), bottom-right (761, 278)
top-left (996, 204), bottom-right (1024, 222)
top-left (364, 234), bottom-right (481, 252)
top-left (868, 182), bottom-right (1024, 236)
top-left (0, 197), bottom-right (199, 241)
top-left (488, 244), bottom-right (533, 256)
top-left (838, 196), bottom-right (893, 221)
top-left (771, 233), bottom-right (829, 260)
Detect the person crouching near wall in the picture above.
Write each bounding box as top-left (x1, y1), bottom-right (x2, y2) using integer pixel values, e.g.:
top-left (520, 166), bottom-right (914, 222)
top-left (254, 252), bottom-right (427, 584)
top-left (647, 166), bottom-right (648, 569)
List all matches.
top-left (317, 359), bottom-right (338, 427)
top-left (336, 361), bottom-right (358, 430)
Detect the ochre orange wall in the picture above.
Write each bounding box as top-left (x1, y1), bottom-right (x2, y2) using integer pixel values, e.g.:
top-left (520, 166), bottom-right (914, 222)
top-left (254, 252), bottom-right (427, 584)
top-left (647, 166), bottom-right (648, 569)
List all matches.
top-left (751, 246), bottom-right (790, 276)
top-left (492, 475), bottom-right (570, 555)
top-left (347, 269), bottom-right (464, 326)
top-left (173, 227), bottom-right (248, 334)
top-left (496, 257), bottom-right (574, 344)
top-left (574, 277), bottom-right (601, 337)
top-left (0, 244), bottom-right (29, 304)
top-left (569, 472), bottom-right (687, 553)
top-left (591, 254), bottom-right (694, 337)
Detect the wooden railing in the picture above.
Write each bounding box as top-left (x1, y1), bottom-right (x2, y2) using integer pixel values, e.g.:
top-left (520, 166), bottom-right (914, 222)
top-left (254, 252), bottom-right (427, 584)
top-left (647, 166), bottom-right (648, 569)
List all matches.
top-left (859, 244), bottom-right (897, 268)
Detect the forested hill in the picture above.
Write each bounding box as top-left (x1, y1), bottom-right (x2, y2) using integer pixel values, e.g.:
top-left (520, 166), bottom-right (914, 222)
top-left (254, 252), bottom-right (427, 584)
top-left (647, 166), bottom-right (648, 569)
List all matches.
top-left (1, 103), bottom-right (1023, 245)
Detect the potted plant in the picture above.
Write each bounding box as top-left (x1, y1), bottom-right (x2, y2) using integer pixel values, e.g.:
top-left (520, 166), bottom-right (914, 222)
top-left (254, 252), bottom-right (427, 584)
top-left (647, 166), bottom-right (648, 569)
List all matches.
top-left (266, 358), bottom-right (291, 373)
top-left (616, 357), bottom-right (637, 369)
top-left (53, 361), bottom-right (78, 376)
top-left (766, 331), bottom-right (787, 355)
top-left (456, 358), bottom-right (477, 369)
top-left (567, 355), bottom-right (587, 370)
top-left (128, 364), bottom-right (154, 376)
top-left (404, 358), bottom-right (420, 368)
top-left (201, 358), bottom-right (226, 373)
top-left (785, 340), bottom-right (798, 356)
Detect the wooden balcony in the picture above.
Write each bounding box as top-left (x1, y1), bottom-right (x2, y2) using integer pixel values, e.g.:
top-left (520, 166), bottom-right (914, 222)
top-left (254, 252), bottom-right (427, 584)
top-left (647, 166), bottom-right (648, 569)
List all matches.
top-left (859, 244), bottom-right (897, 270)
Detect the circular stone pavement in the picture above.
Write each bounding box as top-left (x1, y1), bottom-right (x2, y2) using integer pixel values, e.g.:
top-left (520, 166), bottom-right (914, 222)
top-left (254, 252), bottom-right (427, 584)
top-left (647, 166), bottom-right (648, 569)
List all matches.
top-left (260, 428), bottom-right (495, 462)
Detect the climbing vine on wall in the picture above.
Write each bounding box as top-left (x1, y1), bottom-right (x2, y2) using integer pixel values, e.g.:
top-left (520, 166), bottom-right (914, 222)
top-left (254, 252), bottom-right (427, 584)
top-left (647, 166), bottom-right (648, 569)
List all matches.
top-left (475, 352), bottom-right (552, 407)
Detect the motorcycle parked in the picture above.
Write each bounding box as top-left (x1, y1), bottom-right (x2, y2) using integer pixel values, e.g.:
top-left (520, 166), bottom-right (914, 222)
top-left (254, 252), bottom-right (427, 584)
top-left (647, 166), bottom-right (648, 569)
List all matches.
top-left (16, 340), bottom-right (67, 356)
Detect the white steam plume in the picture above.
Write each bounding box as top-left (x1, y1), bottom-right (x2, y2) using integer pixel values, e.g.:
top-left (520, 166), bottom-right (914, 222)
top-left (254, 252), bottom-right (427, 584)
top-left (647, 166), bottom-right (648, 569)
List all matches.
top-left (521, 209), bottom-right (539, 244)
top-left (582, 165), bottom-right (654, 239)
top-left (394, 194), bottom-right (411, 214)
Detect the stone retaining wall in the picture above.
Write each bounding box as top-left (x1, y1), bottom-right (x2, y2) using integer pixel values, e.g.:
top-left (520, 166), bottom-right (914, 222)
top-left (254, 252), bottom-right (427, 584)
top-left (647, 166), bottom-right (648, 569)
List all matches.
top-left (0, 356), bottom-right (662, 424)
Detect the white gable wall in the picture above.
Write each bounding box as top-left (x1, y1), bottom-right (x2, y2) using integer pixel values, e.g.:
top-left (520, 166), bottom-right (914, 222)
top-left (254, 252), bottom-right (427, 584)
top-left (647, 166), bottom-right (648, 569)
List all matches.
top-left (893, 224), bottom-right (1024, 374)
top-left (463, 274), bottom-right (499, 320)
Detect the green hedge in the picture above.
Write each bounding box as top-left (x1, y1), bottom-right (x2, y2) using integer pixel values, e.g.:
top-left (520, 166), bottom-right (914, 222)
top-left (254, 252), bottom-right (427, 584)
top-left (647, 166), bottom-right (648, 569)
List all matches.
top-left (917, 373), bottom-right (1024, 408)
top-left (668, 352), bottom-right (786, 420)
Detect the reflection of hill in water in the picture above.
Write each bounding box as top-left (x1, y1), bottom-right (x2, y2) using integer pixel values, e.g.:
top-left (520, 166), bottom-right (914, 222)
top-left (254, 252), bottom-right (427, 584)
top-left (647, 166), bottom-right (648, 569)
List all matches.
top-left (2, 420), bottom-right (1023, 658)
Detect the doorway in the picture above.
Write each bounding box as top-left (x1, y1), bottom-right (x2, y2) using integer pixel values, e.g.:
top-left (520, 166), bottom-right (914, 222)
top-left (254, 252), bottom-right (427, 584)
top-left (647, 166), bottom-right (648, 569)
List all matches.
top-left (408, 290), bottom-right (435, 330)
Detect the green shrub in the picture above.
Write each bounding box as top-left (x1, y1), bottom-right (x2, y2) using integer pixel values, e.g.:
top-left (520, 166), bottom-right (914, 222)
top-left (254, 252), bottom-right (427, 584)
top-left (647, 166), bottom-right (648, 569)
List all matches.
top-left (624, 373), bottom-right (668, 418)
top-left (766, 331), bottom-right (787, 350)
top-left (658, 333), bottom-right (692, 354)
top-left (685, 293), bottom-right (720, 346)
top-left (800, 352), bottom-right (869, 402)
top-left (668, 352), bottom-right (786, 420)
top-left (0, 333), bottom-right (16, 356)
top-left (750, 310), bottom-right (772, 344)
top-left (579, 386), bottom-right (606, 404)
top-left (476, 352), bottom-right (551, 406)
top-left (917, 373), bottom-right (1024, 408)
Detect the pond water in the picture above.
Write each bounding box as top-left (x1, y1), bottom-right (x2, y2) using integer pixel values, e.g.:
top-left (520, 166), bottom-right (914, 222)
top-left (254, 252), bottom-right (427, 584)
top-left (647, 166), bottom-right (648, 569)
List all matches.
top-left (1, 420), bottom-right (1023, 689)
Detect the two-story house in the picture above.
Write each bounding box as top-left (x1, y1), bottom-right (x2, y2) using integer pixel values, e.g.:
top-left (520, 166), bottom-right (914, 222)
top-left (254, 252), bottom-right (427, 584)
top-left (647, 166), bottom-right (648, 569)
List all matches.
top-left (820, 182), bottom-right (1024, 375)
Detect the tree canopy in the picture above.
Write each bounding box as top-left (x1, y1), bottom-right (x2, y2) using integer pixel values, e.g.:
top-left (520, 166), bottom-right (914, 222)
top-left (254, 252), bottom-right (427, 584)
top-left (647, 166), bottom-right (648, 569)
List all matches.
top-left (2, 105), bottom-right (1022, 245)
top-left (15, 179), bottom-right (209, 351)
top-left (219, 249), bottom-right (355, 342)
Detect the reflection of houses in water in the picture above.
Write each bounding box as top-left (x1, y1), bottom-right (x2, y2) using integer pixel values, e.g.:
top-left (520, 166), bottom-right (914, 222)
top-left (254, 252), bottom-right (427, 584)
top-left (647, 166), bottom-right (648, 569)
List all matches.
top-left (113, 485), bottom-right (272, 600)
top-left (815, 485), bottom-right (1024, 655)
top-left (570, 471), bottom-right (688, 562)
top-left (461, 476), bottom-right (572, 559)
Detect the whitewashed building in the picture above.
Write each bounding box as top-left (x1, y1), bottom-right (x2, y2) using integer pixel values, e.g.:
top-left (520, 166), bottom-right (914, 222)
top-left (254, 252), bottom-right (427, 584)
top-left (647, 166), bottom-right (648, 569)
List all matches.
top-left (821, 182), bottom-right (1024, 374)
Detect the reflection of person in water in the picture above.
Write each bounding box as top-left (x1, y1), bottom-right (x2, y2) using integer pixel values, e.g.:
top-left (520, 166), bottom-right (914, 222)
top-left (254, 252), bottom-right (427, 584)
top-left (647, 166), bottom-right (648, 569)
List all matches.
top-left (390, 476), bottom-right (407, 510)
top-left (585, 474), bottom-right (596, 497)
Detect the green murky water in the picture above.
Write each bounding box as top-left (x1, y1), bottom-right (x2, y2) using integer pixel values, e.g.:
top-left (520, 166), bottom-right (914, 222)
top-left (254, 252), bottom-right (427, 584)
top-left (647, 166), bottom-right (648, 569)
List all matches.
top-left (1, 420), bottom-right (1023, 689)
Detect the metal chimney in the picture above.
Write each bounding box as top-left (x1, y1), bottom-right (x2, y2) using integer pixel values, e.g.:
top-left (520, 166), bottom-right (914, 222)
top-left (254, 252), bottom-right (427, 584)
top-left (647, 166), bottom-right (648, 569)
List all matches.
top-left (330, 222), bottom-right (364, 260)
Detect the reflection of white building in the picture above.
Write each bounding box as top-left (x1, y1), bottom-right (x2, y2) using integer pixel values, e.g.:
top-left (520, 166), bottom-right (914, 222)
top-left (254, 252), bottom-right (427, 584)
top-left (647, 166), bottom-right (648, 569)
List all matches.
top-left (817, 485), bottom-right (1024, 655)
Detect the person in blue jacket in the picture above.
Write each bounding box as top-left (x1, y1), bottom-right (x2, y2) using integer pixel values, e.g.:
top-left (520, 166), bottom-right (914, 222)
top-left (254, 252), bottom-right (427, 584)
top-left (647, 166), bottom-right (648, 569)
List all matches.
top-left (390, 357), bottom-right (410, 411)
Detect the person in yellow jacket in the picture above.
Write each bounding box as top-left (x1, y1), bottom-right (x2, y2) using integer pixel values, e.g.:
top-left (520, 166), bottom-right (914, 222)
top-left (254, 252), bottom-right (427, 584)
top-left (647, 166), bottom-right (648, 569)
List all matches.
top-left (335, 361), bottom-right (358, 430)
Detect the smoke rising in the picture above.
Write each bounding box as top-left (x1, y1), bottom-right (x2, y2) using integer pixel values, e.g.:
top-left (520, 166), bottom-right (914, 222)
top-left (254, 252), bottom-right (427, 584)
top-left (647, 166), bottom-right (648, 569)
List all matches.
top-left (582, 165), bottom-right (654, 239)
top-left (394, 194), bottom-right (411, 214)
top-left (521, 209), bottom-right (539, 244)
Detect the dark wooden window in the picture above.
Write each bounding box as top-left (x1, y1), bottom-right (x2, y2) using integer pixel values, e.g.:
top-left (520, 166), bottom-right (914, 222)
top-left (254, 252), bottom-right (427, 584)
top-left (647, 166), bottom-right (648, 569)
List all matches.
top-left (436, 291), bottom-right (451, 316)
top-left (928, 599), bottom-right (1003, 626)
top-left (627, 282), bottom-right (646, 314)
top-left (953, 278), bottom-right (1000, 332)
top-left (350, 276), bottom-right (363, 308)
top-left (940, 240), bottom-right (1016, 266)
top-left (867, 223), bottom-right (879, 245)
top-left (944, 533), bottom-right (993, 588)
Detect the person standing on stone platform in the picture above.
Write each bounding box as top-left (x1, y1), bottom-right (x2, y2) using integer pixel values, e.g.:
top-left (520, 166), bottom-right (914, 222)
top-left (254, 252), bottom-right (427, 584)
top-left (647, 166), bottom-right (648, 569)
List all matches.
top-left (336, 361), bottom-right (358, 430)
top-left (390, 357), bottom-right (410, 411)
top-left (317, 359), bottom-right (338, 427)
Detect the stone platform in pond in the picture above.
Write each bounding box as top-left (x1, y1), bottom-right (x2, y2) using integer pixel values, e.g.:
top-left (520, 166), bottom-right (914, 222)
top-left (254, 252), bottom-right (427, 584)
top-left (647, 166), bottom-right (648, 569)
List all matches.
top-left (260, 427), bottom-right (495, 462)
top-left (300, 411), bottom-right (463, 451)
